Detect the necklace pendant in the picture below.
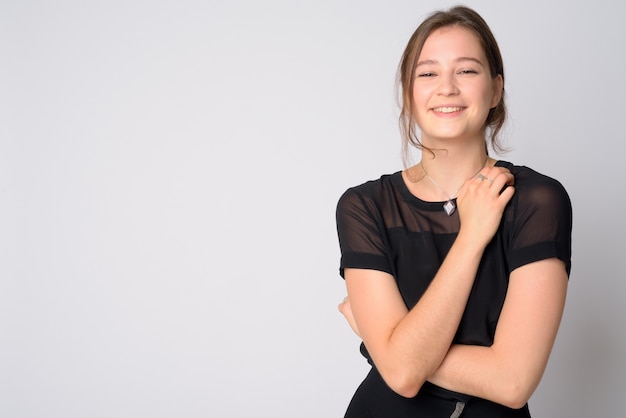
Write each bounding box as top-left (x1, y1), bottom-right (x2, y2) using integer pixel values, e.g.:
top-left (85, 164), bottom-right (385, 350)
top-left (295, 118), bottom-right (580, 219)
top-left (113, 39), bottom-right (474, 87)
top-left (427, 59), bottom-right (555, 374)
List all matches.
top-left (443, 200), bottom-right (456, 216)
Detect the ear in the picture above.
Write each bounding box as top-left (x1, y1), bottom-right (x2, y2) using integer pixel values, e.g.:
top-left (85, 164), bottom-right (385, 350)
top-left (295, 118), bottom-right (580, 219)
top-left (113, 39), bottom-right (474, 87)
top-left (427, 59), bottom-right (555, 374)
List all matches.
top-left (490, 74), bottom-right (504, 108)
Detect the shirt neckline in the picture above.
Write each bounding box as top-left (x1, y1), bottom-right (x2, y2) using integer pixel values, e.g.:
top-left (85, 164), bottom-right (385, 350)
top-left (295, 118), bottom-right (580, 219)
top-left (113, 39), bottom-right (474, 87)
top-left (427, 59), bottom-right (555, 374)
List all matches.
top-left (392, 160), bottom-right (508, 210)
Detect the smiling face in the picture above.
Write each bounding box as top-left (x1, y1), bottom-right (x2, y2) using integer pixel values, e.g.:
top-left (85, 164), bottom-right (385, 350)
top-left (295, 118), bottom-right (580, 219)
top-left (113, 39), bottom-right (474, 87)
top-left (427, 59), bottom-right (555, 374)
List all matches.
top-left (412, 26), bottom-right (503, 145)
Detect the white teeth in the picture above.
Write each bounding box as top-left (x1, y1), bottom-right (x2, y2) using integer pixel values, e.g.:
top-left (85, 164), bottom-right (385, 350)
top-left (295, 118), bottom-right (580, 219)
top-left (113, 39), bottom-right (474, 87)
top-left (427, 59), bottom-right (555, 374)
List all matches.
top-left (434, 107), bottom-right (462, 113)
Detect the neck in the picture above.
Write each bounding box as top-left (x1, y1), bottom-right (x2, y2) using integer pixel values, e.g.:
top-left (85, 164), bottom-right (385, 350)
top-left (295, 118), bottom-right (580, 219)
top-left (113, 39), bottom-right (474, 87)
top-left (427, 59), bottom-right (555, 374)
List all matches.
top-left (420, 145), bottom-right (491, 197)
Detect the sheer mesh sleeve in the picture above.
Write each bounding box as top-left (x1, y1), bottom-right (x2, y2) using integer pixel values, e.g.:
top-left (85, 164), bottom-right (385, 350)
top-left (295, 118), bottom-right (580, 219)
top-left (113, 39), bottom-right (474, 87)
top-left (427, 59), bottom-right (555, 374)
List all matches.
top-left (506, 170), bottom-right (572, 275)
top-left (336, 187), bottom-right (392, 278)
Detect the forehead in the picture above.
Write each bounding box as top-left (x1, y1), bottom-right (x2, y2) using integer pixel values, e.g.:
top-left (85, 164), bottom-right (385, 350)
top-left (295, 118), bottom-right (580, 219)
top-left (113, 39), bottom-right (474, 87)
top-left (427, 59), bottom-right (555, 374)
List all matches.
top-left (419, 26), bottom-right (485, 61)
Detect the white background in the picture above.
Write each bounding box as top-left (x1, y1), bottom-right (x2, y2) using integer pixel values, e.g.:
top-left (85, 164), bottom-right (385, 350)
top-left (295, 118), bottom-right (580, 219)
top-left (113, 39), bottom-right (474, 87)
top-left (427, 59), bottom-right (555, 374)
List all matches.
top-left (1, 1), bottom-right (624, 417)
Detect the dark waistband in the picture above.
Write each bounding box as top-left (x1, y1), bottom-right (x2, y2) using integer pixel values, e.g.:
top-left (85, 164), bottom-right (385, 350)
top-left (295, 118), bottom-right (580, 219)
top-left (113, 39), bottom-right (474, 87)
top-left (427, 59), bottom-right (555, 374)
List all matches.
top-left (369, 366), bottom-right (472, 403)
top-left (420, 381), bottom-right (472, 403)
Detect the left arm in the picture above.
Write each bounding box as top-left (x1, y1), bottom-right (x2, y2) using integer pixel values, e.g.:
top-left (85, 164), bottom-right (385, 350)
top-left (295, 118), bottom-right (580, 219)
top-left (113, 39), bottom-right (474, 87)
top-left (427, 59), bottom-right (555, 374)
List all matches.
top-left (427, 257), bottom-right (568, 408)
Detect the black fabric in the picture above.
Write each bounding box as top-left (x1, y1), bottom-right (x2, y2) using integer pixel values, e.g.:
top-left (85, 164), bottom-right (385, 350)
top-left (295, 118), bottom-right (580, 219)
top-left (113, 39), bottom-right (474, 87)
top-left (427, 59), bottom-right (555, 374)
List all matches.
top-left (336, 161), bottom-right (572, 416)
top-left (345, 368), bottom-right (531, 418)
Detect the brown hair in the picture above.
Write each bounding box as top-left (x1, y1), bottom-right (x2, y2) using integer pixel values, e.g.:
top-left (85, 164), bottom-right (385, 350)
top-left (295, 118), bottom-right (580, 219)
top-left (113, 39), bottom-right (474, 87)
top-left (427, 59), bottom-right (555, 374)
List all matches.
top-left (397, 6), bottom-right (507, 163)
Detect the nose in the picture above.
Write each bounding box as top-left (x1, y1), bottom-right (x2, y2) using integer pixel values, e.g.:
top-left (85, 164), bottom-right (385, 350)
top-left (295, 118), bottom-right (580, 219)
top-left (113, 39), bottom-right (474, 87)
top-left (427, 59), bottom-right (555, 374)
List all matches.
top-left (437, 73), bottom-right (459, 96)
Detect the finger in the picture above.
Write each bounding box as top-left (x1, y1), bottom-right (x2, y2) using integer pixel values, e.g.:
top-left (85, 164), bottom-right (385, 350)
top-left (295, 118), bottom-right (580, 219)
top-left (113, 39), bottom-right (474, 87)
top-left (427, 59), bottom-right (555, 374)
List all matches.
top-left (475, 169), bottom-right (498, 186)
top-left (488, 172), bottom-right (514, 191)
top-left (496, 185), bottom-right (515, 209)
top-left (477, 167), bottom-right (510, 182)
top-left (338, 296), bottom-right (349, 313)
top-left (476, 173), bottom-right (493, 182)
top-left (476, 170), bottom-right (514, 195)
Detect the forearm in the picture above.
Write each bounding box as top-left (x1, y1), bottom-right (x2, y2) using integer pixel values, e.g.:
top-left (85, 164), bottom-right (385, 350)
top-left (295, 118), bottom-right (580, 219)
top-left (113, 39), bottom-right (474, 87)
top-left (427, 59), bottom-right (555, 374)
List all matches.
top-left (371, 234), bottom-right (486, 396)
top-left (427, 260), bottom-right (568, 408)
top-left (428, 344), bottom-right (537, 409)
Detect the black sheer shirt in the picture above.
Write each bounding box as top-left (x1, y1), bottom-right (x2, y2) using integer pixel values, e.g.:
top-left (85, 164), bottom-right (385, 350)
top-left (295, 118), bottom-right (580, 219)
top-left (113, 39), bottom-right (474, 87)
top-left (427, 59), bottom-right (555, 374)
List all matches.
top-left (336, 161), bottom-right (572, 362)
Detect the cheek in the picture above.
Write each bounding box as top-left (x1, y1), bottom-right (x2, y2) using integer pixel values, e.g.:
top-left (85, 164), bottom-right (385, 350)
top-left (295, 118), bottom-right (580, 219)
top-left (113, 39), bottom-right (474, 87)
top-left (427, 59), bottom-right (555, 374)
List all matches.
top-left (411, 84), bottom-right (432, 113)
top-left (472, 84), bottom-right (496, 110)
top-left (484, 81), bottom-right (501, 107)
top-left (409, 88), bottom-right (422, 118)
top-left (412, 80), bottom-right (434, 100)
top-left (411, 86), bottom-right (422, 105)
top-left (489, 87), bottom-right (502, 108)
top-left (411, 91), bottom-right (429, 123)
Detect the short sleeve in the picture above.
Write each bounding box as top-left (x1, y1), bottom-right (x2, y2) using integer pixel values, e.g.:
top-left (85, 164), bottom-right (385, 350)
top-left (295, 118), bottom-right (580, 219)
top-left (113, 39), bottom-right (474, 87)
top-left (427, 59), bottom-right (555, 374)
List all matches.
top-left (336, 187), bottom-right (392, 278)
top-left (506, 173), bottom-right (573, 275)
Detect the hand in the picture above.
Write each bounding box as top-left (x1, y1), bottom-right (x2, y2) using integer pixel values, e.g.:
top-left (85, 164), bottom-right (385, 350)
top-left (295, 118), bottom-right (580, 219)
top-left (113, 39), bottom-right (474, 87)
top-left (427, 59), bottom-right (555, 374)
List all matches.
top-left (338, 296), bottom-right (361, 338)
top-left (456, 166), bottom-right (515, 247)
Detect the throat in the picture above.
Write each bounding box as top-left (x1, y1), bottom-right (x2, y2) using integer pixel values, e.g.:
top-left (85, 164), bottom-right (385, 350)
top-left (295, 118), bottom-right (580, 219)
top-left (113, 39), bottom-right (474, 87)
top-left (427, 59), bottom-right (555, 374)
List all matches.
top-left (419, 156), bottom-right (489, 216)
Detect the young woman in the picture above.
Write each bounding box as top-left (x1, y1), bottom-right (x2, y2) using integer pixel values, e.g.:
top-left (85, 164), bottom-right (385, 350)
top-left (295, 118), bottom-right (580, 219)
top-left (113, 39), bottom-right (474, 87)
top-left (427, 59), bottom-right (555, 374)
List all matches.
top-left (335, 6), bottom-right (572, 417)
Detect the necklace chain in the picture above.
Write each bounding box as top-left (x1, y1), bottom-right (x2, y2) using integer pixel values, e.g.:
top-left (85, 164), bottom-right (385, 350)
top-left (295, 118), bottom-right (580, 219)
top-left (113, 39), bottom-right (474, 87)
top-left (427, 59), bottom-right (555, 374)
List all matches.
top-left (421, 157), bottom-right (488, 215)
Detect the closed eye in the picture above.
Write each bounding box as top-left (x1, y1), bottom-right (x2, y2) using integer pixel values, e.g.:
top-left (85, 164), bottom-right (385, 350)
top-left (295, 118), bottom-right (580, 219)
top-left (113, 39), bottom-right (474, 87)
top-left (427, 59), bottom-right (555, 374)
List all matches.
top-left (417, 72), bottom-right (436, 78)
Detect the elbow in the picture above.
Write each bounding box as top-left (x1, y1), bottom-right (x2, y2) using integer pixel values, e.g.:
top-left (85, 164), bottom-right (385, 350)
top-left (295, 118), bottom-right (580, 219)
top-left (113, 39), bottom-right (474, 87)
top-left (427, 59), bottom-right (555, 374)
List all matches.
top-left (500, 395), bottom-right (529, 410)
top-left (490, 353), bottom-right (543, 409)
top-left (501, 396), bottom-right (530, 410)
top-left (393, 384), bottom-right (421, 399)
top-left (382, 370), bottom-right (427, 399)
top-left (496, 379), bottom-right (536, 410)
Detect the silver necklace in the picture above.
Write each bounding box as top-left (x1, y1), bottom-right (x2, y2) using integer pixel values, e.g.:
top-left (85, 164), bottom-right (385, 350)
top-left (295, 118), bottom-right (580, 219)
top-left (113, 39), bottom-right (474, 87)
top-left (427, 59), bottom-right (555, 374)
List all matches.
top-left (421, 158), bottom-right (488, 216)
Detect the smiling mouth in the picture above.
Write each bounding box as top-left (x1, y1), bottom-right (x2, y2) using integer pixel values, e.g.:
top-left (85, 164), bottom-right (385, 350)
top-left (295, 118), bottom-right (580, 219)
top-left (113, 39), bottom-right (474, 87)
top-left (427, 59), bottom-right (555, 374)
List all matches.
top-left (433, 106), bottom-right (464, 113)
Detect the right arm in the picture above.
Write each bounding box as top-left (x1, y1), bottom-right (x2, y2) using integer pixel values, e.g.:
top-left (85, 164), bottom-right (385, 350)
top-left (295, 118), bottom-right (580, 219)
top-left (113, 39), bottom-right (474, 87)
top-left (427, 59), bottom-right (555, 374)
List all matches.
top-left (340, 167), bottom-right (514, 398)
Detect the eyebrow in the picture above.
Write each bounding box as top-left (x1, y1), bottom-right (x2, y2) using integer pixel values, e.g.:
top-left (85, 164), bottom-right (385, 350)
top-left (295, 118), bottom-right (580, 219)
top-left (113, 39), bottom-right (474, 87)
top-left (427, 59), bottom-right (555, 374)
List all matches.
top-left (415, 57), bottom-right (485, 67)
